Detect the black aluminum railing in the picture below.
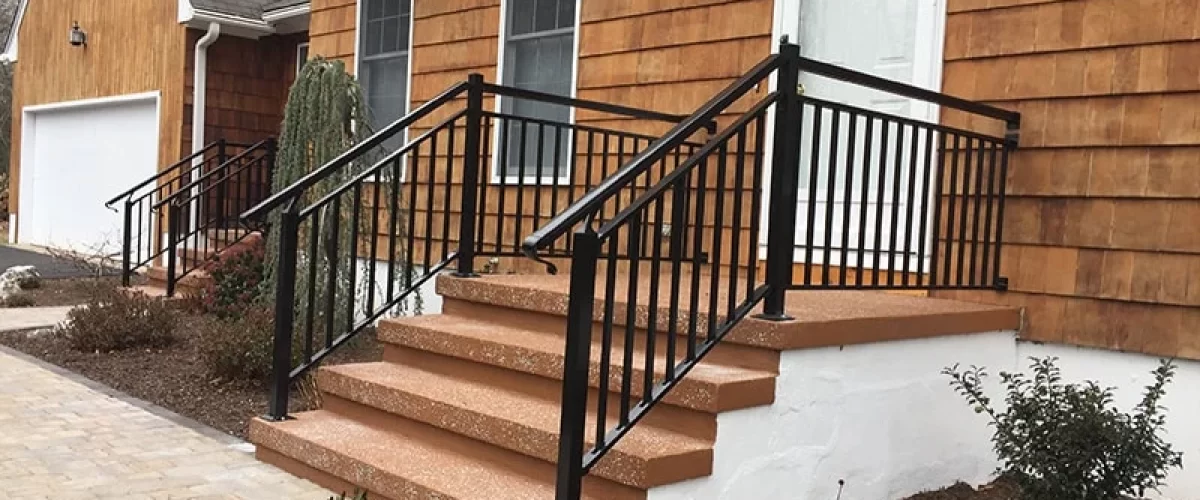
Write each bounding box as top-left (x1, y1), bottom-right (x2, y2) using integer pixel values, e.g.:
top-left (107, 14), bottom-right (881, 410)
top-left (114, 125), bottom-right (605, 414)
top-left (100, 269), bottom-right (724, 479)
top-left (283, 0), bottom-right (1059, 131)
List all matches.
top-left (529, 41), bottom-right (1021, 499)
top-left (162, 139), bottom-right (276, 295)
top-left (106, 139), bottom-right (257, 289)
top-left (245, 75), bottom-right (708, 420)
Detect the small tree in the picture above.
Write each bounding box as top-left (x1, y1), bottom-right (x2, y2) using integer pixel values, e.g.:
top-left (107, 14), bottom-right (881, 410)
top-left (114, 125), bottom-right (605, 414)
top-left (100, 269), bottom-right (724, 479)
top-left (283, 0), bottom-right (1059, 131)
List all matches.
top-left (945, 357), bottom-right (1182, 500)
top-left (267, 57), bottom-right (417, 336)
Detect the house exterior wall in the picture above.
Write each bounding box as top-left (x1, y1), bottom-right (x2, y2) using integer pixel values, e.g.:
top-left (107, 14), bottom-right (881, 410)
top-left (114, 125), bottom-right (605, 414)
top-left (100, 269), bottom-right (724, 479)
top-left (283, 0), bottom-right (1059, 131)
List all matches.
top-left (934, 0), bottom-right (1200, 360)
top-left (7, 0), bottom-right (188, 214)
top-left (305, 0), bottom-right (773, 273)
top-left (182, 30), bottom-right (308, 154)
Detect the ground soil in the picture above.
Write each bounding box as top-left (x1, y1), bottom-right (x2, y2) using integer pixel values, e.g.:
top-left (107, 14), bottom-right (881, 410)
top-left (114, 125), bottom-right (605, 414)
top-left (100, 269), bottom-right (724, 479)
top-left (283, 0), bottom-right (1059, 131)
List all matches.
top-left (903, 478), bottom-right (1020, 500)
top-left (3, 276), bottom-right (125, 308)
top-left (0, 315), bottom-right (382, 439)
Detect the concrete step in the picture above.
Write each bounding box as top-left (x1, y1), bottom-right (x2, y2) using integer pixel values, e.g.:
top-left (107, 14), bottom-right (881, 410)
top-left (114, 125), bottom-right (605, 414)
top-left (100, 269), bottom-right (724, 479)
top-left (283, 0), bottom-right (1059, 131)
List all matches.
top-left (250, 402), bottom-right (643, 500)
top-left (377, 313), bottom-right (776, 413)
top-left (318, 360), bottom-right (712, 489)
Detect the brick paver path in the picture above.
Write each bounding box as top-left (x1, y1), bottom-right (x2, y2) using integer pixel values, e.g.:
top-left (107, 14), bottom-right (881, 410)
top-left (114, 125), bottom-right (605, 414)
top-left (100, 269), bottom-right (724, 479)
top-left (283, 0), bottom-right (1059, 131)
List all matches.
top-left (0, 348), bottom-right (333, 499)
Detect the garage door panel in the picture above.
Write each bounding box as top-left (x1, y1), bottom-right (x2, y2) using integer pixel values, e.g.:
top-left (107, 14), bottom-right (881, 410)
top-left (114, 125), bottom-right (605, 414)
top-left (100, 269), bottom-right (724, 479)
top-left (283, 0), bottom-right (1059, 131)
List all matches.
top-left (19, 96), bottom-right (159, 253)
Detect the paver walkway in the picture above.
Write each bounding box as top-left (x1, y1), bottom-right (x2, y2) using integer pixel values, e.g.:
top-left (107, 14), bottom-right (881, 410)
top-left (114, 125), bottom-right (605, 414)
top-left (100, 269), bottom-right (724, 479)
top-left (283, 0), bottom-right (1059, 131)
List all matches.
top-left (0, 347), bottom-right (333, 499)
top-left (0, 306), bottom-right (73, 333)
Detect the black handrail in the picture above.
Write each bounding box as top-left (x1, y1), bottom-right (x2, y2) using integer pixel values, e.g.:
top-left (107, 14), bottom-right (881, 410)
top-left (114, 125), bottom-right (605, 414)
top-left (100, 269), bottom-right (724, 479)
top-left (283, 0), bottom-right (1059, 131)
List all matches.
top-left (243, 81), bottom-right (471, 220)
top-left (551, 40), bottom-right (1022, 499)
top-left (105, 142), bottom-right (222, 208)
top-left (480, 82), bottom-right (696, 124)
top-left (599, 92), bottom-right (780, 236)
top-left (152, 138), bottom-right (274, 211)
top-left (521, 53), bottom-right (784, 257)
top-left (796, 55), bottom-right (1020, 124)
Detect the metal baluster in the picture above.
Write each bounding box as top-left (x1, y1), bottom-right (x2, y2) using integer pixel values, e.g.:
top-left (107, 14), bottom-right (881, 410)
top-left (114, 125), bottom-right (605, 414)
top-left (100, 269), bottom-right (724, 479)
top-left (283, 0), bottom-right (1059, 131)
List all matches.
top-left (620, 216), bottom-right (642, 425)
top-left (902, 124), bottom-right (921, 286)
top-left (969, 139), bottom-right (987, 286)
top-left (822, 109), bottom-right (840, 285)
top-left (596, 231), bottom-right (619, 448)
top-left (839, 113), bottom-right (858, 287)
top-left (856, 117), bottom-right (874, 287)
top-left (803, 104), bottom-right (822, 287)
top-left (707, 143), bottom-right (728, 341)
top-left (980, 142), bottom-right (999, 286)
top-left (887, 122), bottom-right (906, 286)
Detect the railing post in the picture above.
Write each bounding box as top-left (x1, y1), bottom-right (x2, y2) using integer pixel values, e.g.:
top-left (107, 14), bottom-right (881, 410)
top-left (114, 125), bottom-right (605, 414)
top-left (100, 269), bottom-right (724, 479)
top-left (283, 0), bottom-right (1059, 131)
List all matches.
top-left (121, 200), bottom-right (134, 287)
top-left (165, 203), bottom-right (181, 297)
top-left (555, 229), bottom-right (600, 500)
top-left (758, 40), bottom-right (802, 321)
top-left (992, 117), bottom-right (1020, 291)
top-left (267, 202), bottom-right (301, 421)
top-left (455, 73), bottom-right (484, 277)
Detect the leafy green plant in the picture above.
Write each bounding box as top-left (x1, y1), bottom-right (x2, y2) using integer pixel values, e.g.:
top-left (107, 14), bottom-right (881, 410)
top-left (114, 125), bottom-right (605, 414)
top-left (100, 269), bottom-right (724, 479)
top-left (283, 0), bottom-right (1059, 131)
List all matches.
top-left (60, 289), bottom-right (177, 352)
top-left (945, 357), bottom-right (1182, 500)
top-left (200, 236), bottom-right (266, 319)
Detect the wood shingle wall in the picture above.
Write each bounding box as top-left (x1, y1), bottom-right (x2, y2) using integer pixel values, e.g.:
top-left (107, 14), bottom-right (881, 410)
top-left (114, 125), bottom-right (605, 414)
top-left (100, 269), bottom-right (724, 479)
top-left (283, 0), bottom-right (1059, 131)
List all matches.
top-left (935, 0), bottom-right (1200, 359)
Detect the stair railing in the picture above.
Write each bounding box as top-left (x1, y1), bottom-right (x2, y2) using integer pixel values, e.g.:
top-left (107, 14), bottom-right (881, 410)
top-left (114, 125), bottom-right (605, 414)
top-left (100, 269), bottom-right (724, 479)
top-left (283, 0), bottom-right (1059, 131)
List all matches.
top-left (105, 139), bottom-right (253, 287)
top-left (531, 40), bottom-right (1021, 499)
top-left (245, 75), bottom-right (709, 421)
top-left (159, 138), bottom-right (276, 295)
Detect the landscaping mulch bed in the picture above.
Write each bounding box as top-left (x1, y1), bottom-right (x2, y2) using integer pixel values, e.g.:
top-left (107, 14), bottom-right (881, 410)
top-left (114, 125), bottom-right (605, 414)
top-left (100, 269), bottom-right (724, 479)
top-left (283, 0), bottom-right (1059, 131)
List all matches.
top-left (4, 276), bottom-right (125, 308)
top-left (903, 478), bottom-right (1020, 500)
top-left (0, 315), bottom-right (382, 439)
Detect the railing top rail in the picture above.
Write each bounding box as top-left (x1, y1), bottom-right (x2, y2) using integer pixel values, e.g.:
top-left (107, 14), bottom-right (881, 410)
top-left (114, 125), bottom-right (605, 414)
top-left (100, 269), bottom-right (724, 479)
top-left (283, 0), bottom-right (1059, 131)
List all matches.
top-left (481, 82), bottom-right (696, 125)
top-left (242, 80), bottom-right (471, 219)
top-left (105, 141), bottom-right (222, 207)
top-left (153, 138), bottom-right (274, 210)
top-left (298, 109), bottom-right (469, 219)
top-left (521, 53), bottom-right (784, 257)
top-left (598, 92), bottom-right (779, 237)
top-left (796, 55), bottom-right (1021, 125)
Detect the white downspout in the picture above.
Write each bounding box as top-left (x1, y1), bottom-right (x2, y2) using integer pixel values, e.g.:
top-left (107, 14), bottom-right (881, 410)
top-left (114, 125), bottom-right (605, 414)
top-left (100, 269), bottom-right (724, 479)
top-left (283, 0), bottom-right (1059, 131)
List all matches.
top-left (182, 22), bottom-right (220, 256)
top-left (192, 22), bottom-right (220, 165)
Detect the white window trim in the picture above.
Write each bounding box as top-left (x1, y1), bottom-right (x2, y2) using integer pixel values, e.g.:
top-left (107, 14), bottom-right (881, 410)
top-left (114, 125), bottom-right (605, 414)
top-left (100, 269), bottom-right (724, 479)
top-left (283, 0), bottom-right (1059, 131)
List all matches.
top-left (489, 0), bottom-right (582, 186)
top-left (355, 0), bottom-right (416, 183)
top-left (295, 42), bottom-right (309, 77)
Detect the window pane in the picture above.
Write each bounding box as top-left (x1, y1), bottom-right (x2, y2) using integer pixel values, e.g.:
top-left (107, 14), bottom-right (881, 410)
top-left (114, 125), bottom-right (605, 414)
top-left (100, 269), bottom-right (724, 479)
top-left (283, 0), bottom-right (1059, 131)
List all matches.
top-left (510, 0), bottom-right (534, 36)
top-left (381, 16), bottom-right (401, 53)
top-left (363, 55), bottom-right (409, 149)
top-left (364, 20), bottom-right (383, 56)
top-left (382, 0), bottom-right (399, 17)
top-left (366, 0), bottom-right (384, 20)
top-left (557, 0), bottom-right (575, 29)
top-left (534, 0), bottom-right (558, 32)
top-left (504, 35), bottom-right (572, 176)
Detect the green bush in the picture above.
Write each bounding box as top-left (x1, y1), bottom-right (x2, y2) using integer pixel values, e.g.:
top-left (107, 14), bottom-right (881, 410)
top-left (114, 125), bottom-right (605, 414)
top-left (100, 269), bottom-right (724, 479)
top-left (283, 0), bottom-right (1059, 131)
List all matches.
top-left (197, 307), bottom-right (278, 383)
top-left (945, 357), bottom-right (1182, 500)
top-left (60, 289), bottom-right (177, 352)
top-left (200, 237), bottom-right (266, 319)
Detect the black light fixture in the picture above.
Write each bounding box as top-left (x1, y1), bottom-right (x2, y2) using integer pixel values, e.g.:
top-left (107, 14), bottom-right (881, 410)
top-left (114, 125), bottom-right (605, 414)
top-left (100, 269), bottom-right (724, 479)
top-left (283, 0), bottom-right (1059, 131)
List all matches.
top-left (69, 22), bottom-right (86, 47)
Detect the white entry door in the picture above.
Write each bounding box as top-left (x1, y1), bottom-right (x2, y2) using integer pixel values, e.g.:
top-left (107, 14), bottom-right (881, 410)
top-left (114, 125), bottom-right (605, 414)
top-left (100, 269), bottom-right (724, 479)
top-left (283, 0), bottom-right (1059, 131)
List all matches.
top-left (777, 0), bottom-right (945, 271)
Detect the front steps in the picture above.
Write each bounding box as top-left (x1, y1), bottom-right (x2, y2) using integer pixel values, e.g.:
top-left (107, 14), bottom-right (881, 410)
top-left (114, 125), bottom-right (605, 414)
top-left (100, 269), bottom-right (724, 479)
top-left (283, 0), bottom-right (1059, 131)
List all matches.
top-left (124, 229), bottom-right (261, 298)
top-left (251, 274), bottom-right (1021, 499)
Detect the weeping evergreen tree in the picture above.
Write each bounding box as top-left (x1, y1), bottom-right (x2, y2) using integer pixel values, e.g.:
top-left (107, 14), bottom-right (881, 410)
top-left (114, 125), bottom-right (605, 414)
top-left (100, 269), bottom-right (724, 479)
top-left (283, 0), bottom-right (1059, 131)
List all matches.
top-left (266, 57), bottom-right (418, 334)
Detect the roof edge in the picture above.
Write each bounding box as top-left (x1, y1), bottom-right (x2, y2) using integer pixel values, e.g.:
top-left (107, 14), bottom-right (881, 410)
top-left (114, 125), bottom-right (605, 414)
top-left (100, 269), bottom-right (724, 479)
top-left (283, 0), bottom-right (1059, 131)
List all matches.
top-left (262, 3), bottom-right (310, 23)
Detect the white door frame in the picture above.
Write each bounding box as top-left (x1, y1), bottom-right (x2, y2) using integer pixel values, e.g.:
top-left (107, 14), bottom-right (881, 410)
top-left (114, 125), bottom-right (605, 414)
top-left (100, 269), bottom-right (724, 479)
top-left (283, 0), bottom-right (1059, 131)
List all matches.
top-left (759, 0), bottom-right (948, 263)
top-left (17, 91), bottom-right (161, 247)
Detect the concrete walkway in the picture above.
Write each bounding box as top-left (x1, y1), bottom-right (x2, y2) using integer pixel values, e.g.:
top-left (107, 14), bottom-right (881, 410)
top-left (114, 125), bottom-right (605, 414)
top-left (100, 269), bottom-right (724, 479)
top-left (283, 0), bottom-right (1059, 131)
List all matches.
top-left (0, 347), bottom-right (334, 499)
top-left (0, 306), bottom-right (73, 333)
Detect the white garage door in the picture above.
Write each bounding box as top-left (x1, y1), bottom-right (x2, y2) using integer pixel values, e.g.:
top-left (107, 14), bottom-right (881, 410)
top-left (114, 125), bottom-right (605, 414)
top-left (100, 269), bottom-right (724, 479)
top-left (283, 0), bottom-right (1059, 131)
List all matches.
top-left (18, 93), bottom-right (159, 253)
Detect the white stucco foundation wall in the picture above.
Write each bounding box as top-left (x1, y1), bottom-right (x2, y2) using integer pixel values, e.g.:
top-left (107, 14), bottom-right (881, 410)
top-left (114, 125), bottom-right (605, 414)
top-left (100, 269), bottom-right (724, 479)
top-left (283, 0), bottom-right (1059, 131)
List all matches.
top-left (650, 331), bottom-right (1015, 500)
top-left (1017, 342), bottom-right (1200, 500)
top-left (352, 259), bottom-right (443, 323)
top-left (648, 332), bottom-right (1200, 500)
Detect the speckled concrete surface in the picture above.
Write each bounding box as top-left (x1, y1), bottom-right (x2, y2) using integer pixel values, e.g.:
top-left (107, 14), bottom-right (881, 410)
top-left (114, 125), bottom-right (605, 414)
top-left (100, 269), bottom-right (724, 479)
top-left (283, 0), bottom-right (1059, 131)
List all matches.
top-left (0, 347), bottom-right (332, 499)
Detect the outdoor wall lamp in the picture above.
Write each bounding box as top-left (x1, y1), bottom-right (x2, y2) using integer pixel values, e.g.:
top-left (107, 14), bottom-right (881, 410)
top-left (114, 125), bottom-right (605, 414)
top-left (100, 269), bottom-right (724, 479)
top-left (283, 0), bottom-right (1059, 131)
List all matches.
top-left (69, 22), bottom-right (87, 47)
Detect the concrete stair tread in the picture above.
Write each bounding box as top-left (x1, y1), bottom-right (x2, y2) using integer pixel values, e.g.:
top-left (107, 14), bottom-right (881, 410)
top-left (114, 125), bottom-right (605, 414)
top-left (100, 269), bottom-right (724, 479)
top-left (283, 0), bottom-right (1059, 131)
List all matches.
top-left (251, 409), bottom-right (640, 500)
top-left (380, 313), bottom-right (776, 413)
top-left (437, 274), bottom-right (1022, 351)
top-left (320, 361), bottom-right (712, 488)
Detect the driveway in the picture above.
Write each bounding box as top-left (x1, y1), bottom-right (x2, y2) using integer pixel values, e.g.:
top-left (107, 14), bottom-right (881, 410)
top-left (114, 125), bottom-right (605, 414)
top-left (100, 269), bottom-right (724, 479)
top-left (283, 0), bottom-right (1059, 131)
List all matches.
top-left (0, 245), bottom-right (98, 279)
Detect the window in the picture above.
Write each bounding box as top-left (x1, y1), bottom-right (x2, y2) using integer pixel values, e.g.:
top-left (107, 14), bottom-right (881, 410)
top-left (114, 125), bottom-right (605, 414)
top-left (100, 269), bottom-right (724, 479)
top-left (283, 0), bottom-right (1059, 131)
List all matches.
top-left (296, 42), bottom-right (309, 77)
top-left (359, 0), bottom-right (412, 145)
top-left (499, 0), bottom-right (578, 178)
